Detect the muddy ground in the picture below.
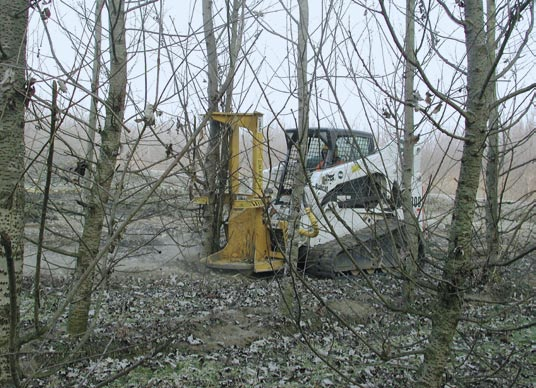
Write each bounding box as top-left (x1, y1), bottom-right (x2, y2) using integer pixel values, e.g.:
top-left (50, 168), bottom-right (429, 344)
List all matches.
top-left (18, 189), bottom-right (536, 387)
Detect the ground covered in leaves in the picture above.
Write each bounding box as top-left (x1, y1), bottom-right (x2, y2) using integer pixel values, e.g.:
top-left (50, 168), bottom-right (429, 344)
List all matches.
top-left (17, 252), bottom-right (535, 388)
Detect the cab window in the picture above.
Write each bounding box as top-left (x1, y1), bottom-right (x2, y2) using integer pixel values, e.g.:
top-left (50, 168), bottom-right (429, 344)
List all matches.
top-left (336, 135), bottom-right (373, 161)
top-left (305, 137), bottom-right (326, 170)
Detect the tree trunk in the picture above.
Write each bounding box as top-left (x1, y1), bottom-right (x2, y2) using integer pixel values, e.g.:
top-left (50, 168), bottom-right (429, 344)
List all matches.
top-left (214, 0), bottom-right (244, 256)
top-left (485, 0), bottom-right (499, 266)
top-left (224, 0), bottom-right (242, 112)
top-left (279, 0), bottom-right (309, 320)
top-left (401, 0), bottom-right (419, 304)
top-left (0, 1), bottom-right (28, 385)
top-left (417, 1), bottom-right (490, 386)
top-left (286, 0), bottom-right (309, 275)
top-left (81, 0), bottom-right (104, 204)
top-left (202, 0), bottom-right (222, 255)
top-left (67, 0), bottom-right (127, 336)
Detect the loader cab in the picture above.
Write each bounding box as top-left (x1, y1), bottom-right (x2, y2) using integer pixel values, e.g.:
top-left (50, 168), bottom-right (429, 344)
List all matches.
top-left (276, 128), bottom-right (376, 199)
top-left (285, 128), bottom-right (376, 170)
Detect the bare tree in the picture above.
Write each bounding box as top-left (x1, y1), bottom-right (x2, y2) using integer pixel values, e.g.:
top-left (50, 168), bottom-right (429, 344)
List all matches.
top-left (67, 0), bottom-right (128, 335)
top-left (368, 0), bottom-right (536, 385)
top-left (417, 2), bottom-right (534, 385)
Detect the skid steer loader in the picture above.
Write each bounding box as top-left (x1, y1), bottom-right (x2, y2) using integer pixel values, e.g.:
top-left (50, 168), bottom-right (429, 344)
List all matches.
top-left (198, 112), bottom-right (422, 277)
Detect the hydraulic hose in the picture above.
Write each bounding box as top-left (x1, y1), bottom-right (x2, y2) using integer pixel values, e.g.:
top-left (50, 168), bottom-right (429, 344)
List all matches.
top-left (298, 207), bottom-right (319, 237)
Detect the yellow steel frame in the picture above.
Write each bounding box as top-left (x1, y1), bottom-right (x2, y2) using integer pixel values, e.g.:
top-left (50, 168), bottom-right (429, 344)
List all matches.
top-left (202, 112), bottom-right (285, 272)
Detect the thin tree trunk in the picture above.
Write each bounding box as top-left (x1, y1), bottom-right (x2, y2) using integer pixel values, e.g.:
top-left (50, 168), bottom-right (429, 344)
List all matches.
top-left (485, 0), bottom-right (499, 267)
top-left (81, 0), bottom-right (104, 204)
top-left (286, 0), bottom-right (309, 272)
top-left (202, 0), bottom-right (222, 255)
top-left (280, 0), bottom-right (309, 320)
top-left (0, 1), bottom-right (28, 385)
top-left (401, 0), bottom-right (419, 304)
top-left (67, 0), bottom-right (128, 336)
top-left (417, 2), bottom-right (490, 386)
top-left (224, 0), bottom-right (242, 112)
top-left (33, 82), bottom-right (58, 331)
top-left (214, 0), bottom-right (244, 253)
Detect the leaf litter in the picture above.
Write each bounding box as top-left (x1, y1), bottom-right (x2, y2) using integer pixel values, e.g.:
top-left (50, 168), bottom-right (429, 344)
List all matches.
top-left (18, 212), bottom-right (535, 388)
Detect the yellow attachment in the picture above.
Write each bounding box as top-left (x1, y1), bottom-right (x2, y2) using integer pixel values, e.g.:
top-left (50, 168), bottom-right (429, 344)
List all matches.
top-left (202, 204), bottom-right (285, 272)
top-left (298, 207), bottom-right (319, 238)
top-left (211, 112), bottom-right (265, 198)
top-left (201, 112), bottom-right (285, 273)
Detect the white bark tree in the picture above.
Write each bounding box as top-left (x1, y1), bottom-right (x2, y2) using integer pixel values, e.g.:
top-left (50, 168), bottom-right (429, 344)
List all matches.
top-left (0, 1), bottom-right (27, 385)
